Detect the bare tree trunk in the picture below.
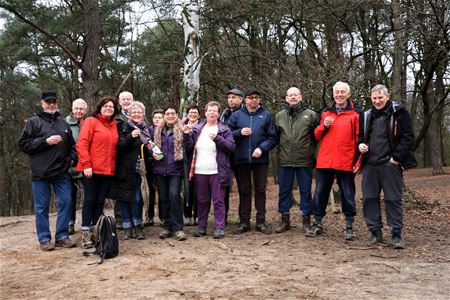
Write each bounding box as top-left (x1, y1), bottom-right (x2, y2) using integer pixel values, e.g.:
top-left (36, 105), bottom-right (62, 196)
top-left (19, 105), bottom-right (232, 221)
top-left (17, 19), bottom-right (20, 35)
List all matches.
top-left (180, 0), bottom-right (201, 115)
top-left (391, 0), bottom-right (405, 103)
top-left (81, 0), bottom-right (102, 108)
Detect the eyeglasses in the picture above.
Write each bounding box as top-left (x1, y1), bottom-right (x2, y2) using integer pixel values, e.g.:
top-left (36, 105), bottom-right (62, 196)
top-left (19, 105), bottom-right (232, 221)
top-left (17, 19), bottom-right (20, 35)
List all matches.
top-left (165, 112), bottom-right (177, 116)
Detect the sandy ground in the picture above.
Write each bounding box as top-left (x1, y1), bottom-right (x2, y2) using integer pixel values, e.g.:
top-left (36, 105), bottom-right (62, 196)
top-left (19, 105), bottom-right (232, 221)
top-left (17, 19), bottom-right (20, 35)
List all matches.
top-left (1, 167), bottom-right (449, 299)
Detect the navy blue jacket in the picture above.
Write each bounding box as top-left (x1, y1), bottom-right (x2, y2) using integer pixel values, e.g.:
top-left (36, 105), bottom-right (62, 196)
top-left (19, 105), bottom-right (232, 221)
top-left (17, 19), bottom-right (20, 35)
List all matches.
top-left (228, 105), bottom-right (278, 165)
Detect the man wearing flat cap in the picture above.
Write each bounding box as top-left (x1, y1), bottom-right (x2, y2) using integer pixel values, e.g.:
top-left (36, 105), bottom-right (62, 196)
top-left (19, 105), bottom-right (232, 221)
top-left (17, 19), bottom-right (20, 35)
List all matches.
top-left (229, 88), bottom-right (278, 234)
top-left (19, 91), bottom-right (77, 251)
top-left (220, 88), bottom-right (245, 224)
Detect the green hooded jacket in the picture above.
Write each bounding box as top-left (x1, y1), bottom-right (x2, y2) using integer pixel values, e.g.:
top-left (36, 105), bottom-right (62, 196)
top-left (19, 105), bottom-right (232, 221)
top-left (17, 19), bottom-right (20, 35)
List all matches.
top-left (275, 102), bottom-right (318, 167)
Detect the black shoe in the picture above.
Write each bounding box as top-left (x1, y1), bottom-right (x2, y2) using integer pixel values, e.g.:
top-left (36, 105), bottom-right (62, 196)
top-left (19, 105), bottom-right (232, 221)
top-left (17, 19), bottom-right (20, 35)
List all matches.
top-left (213, 228), bottom-right (224, 239)
top-left (305, 223), bottom-right (323, 237)
top-left (275, 214), bottom-right (291, 233)
top-left (391, 235), bottom-right (405, 249)
top-left (367, 229), bottom-right (383, 246)
top-left (233, 221), bottom-right (250, 234)
top-left (302, 215), bottom-right (311, 231)
top-left (344, 227), bottom-right (355, 241)
top-left (193, 227), bottom-right (207, 237)
top-left (256, 221), bottom-right (272, 235)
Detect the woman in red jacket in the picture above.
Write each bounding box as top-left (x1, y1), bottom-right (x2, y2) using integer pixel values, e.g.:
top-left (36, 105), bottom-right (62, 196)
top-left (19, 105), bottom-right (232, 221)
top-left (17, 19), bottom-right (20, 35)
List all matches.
top-left (76, 96), bottom-right (119, 248)
top-left (305, 81), bottom-right (360, 241)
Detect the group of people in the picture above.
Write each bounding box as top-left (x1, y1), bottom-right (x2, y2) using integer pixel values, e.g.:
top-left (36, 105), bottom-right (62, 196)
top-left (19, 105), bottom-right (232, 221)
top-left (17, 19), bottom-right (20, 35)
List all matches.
top-left (19, 80), bottom-right (415, 252)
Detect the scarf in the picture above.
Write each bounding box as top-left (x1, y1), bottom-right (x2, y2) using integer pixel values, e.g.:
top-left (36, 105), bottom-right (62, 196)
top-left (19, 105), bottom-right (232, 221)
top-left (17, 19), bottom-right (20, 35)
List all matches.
top-left (127, 119), bottom-right (152, 145)
top-left (154, 121), bottom-right (184, 161)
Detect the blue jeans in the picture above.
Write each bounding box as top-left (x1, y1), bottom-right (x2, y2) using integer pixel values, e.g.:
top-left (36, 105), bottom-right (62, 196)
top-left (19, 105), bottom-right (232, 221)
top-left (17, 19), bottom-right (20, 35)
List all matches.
top-left (81, 174), bottom-right (112, 231)
top-left (278, 167), bottom-right (313, 215)
top-left (32, 172), bottom-right (72, 243)
top-left (312, 168), bottom-right (356, 226)
top-left (155, 175), bottom-right (183, 232)
top-left (118, 175), bottom-right (143, 229)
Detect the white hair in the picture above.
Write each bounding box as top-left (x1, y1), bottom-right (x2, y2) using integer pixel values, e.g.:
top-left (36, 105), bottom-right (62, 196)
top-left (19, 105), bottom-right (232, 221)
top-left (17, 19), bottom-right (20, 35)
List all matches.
top-left (72, 98), bottom-right (87, 109)
top-left (333, 81), bottom-right (351, 94)
top-left (119, 91), bottom-right (134, 101)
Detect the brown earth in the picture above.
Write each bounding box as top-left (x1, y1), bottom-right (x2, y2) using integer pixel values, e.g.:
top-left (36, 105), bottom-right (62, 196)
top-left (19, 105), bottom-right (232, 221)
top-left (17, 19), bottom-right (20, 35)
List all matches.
top-left (1, 167), bottom-right (449, 299)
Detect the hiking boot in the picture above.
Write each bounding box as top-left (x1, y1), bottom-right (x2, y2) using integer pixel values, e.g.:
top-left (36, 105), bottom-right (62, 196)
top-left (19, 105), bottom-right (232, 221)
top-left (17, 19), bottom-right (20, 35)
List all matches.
top-left (116, 221), bottom-right (123, 231)
top-left (123, 228), bottom-right (132, 240)
top-left (159, 229), bottom-right (173, 239)
top-left (305, 223), bottom-right (323, 237)
top-left (302, 215), bottom-right (311, 231)
top-left (55, 237), bottom-right (77, 248)
top-left (40, 241), bottom-right (55, 251)
top-left (275, 214), bottom-right (291, 233)
top-left (193, 227), bottom-right (207, 237)
top-left (344, 227), bottom-right (356, 241)
top-left (256, 221), bottom-right (272, 235)
top-left (135, 225), bottom-right (145, 240)
top-left (213, 228), bottom-right (225, 239)
top-left (233, 220), bottom-right (250, 234)
top-left (81, 230), bottom-right (93, 249)
top-left (144, 217), bottom-right (154, 227)
top-left (68, 224), bottom-right (75, 235)
top-left (391, 235), bottom-right (405, 249)
top-left (175, 231), bottom-right (187, 241)
top-left (367, 229), bottom-right (383, 246)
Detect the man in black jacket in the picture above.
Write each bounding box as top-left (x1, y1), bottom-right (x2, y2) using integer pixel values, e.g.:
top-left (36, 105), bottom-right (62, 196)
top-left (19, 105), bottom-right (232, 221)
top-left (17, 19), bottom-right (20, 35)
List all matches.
top-left (18, 91), bottom-right (77, 251)
top-left (357, 84), bottom-right (415, 249)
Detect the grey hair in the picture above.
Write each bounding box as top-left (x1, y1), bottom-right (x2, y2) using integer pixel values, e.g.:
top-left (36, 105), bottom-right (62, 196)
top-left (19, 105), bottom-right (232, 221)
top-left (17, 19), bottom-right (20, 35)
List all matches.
top-left (72, 98), bottom-right (87, 109)
top-left (129, 101), bottom-right (146, 114)
top-left (371, 84), bottom-right (389, 96)
top-left (333, 81), bottom-right (351, 94)
top-left (119, 91), bottom-right (133, 101)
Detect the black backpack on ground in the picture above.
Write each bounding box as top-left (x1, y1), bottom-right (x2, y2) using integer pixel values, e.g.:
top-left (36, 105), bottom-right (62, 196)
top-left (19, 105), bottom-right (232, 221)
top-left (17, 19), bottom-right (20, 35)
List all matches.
top-left (90, 215), bottom-right (119, 264)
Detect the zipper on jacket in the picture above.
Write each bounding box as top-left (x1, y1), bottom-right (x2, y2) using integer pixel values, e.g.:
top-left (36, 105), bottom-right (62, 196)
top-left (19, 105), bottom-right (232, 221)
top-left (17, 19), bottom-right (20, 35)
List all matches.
top-left (248, 115), bottom-right (253, 162)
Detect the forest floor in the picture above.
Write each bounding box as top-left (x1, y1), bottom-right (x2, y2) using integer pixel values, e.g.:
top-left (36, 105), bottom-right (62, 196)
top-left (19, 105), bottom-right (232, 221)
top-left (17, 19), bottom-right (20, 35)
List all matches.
top-left (0, 167), bottom-right (449, 299)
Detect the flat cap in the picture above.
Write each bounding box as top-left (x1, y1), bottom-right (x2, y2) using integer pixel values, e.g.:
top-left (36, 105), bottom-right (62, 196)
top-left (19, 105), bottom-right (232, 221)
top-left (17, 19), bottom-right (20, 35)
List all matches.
top-left (227, 88), bottom-right (245, 98)
top-left (41, 91), bottom-right (58, 101)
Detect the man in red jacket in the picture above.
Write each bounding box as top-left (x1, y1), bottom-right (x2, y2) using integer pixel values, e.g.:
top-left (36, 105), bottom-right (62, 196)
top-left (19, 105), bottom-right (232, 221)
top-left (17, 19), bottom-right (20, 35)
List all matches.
top-left (306, 81), bottom-right (360, 241)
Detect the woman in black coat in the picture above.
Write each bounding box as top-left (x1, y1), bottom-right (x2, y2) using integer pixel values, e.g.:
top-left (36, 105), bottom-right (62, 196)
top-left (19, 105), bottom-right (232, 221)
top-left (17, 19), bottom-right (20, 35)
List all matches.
top-left (109, 101), bottom-right (152, 240)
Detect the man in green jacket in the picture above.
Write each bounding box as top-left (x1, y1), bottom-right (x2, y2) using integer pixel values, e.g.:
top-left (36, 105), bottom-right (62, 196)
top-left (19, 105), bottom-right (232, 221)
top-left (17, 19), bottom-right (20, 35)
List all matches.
top-left (65, 98), bottom-right (88, 234)
top-left (275, 87), bottom-right (318, 233)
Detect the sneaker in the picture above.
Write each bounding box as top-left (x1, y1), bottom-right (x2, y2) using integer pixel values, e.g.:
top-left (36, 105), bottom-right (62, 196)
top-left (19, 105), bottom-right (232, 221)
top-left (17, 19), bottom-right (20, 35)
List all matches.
top-left (213, 228), bottom-right (224, 239)
top-left (159, 229), bottom-right (173, 239)
top-left (256, 222), bottom-right (272, 235)
top-left (68, 224), bottom-right (75, 235)
top-left (391, 235), bottom-right (405, 249)
top-left (175, 231), bottom-right (187, 241)
top-left (40, 241), bottom-right (55, 251)
top-left (344, 228), bottom-right (355, 241)
top-left (367, 230), bottom-right (383, 246)
top-left (305, 223), bottom-right (323, 237)
top-left (193, 227), bottom-right (207, 237)
top-left (55, 237), bottom-right (77, 248)
top-left (82, 230), bottom-right (94, 249)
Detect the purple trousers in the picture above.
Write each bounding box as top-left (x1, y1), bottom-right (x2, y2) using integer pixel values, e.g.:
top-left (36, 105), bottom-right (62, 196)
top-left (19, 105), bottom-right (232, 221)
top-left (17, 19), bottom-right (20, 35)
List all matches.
top-left (195, 174), bottom-right (226, 229)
